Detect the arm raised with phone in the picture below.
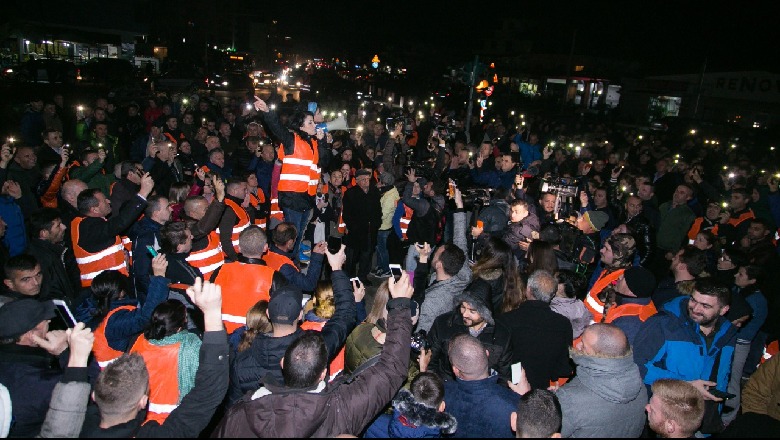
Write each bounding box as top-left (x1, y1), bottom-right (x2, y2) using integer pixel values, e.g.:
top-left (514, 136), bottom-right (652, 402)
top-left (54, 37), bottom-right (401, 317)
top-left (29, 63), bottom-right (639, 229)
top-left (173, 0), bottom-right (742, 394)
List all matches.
top-left (320, 244), bottom-right (357, 364)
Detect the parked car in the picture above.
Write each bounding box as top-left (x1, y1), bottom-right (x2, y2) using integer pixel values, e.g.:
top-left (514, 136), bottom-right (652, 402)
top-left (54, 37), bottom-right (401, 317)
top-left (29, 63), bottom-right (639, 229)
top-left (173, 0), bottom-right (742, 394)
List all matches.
top-left (150, 66), bottom-right (205, 92)
top-left (2, 59), bottom-right (77, 84)
top-left (78, 58), bottom-right (135, 86)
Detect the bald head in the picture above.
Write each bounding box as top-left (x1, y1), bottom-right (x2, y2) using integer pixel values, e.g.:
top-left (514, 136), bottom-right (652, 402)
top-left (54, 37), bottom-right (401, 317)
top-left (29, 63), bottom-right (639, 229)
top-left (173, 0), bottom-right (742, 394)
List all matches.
top-left (238, 226), bottom-right (268, 257)
top-left (183, 196), bottom-right (208, 220)
top-left (62, 179), bottom-right (88, 208)
top-left (448, 334), bottom-right (489, 380)
top-left (583, 323), bottom-right (630, 357)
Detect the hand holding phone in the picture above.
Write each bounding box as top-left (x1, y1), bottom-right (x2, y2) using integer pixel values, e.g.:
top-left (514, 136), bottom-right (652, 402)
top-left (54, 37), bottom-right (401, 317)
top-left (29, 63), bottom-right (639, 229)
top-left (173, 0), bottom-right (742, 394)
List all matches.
top-left (327, 236), bottom-right (342, 254)
top-left (146, 245), bottom-right (158, 257)
top-left (389, 264), bottom-right (403, 282)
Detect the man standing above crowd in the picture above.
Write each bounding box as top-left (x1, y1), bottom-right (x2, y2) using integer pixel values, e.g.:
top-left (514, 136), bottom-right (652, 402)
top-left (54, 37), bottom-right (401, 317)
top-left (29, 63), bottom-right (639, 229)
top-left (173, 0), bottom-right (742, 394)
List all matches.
top-left (342, 168), bottom-right (381, 285)
top-left (655, 184), bottom-right (696, 276)
top-left (253, 97), bottom-right (331, 265)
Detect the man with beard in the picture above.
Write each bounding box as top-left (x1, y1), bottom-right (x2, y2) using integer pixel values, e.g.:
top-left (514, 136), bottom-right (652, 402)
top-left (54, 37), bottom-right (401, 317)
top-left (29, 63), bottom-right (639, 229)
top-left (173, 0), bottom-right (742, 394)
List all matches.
top-left (634, 278), bottom-right (737, 415)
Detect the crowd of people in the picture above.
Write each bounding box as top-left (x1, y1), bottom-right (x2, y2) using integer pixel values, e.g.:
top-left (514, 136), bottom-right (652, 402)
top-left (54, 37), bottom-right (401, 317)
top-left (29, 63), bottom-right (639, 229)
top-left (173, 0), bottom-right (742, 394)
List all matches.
top-left (0, 86), bottom-right (779, 438)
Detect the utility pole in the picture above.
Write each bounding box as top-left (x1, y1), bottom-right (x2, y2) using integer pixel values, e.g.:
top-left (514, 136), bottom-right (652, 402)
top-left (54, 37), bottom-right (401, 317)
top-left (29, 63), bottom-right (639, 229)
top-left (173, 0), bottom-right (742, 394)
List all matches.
top-left (693, 58), bottom-right (707, 119)
top-left (465, 55), bottom-right (479, 144)
top-left (561, 29), bottom-right (577, 112)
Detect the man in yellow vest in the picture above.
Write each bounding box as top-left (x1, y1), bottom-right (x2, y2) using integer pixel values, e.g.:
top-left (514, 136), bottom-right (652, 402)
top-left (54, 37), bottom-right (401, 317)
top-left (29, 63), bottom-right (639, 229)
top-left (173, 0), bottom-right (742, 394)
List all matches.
top-left (71, 173), bottom-right (154, 287)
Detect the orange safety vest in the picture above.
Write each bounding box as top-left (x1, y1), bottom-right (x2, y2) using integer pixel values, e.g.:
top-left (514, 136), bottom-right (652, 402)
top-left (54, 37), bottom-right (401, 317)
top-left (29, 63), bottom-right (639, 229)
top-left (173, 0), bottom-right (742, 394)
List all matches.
top-left (300, 319), bottom-right (345, 379)
top-left (727, 210), bottom-right (755, 228)
top-left (129, 335), bottom-right (181, 423)
top-left (687, 217), bottom-right (719, 244)
top-left (277, 135), bottom-right (320, 196)
top-left (216, 198), bottom-right (250, 254)
top-left (269, 197), bottom-right (284, 226)
top-left (213, 262), bottom-right (275, 333)
top-left (400, 205), bottom-right (414, 241)
top-left (248, 190), bottom-right (267, 229)
top-left (604, 301), bottom-right (657, 324)
top-left (761, 340), bottom-right (779, 364)
top-left (584, 268), bottom-right (625, 322)
top-left (93, 305), bottom-right (136, 368)
top-left (337, 186), bottom-right (348, 234)
top-left (71, 217), bottom-right (129, 287)
top-left (262, 250), bottom-right (298, 272)
top-left (185, 231), bottom-right (224, 281)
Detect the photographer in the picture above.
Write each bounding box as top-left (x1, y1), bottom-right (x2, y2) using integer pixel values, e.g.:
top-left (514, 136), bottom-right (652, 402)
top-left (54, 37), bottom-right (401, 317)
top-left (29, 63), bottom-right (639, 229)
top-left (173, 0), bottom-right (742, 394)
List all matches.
top-left (402, 169), bottom-right (442, 272)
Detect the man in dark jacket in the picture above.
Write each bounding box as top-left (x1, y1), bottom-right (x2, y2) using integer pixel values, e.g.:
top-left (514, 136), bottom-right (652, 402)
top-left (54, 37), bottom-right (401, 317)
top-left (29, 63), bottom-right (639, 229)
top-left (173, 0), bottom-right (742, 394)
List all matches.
top-left (109, 161), bottom-right (143, 218)
top-left (342, 168), bottom-right (381, 284)
top-left (498, 270), bottom-right (573, 390)
top-left (215, 268), bottom-right (414, 438)
top-left (25, 208), bottom-right (79, 303)
top-left (427, 289), bottom-right (513, 383)
top-left (0, 299), bottom-right (70, 437)
top-left (131, 195), bottom-right (172, 299)
top-left (228, 246), bottom-right (355, 404)
top-left (442, 334), bottom-right (519, 438)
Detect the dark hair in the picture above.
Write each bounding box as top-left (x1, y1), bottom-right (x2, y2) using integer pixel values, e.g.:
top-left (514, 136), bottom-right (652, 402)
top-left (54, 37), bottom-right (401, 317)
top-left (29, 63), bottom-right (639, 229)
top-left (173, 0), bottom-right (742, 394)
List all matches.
top-left (94, 354), bottom-right (149, 417)
top-left (91, 270), bottom-right (131, 323)
top-left (526, 240), bottom-right (558, 275)
top-left (720, 248), bottom-right (748, 268)
top-left (556, 270), bottom-right (586, 299)
top-left (693, 277), bottom-right (731, 307)
top-left (282, 332), bottom-right (328, 388)
top-left (4, 254), bottom-right (39, 279)
top-left (471, 237), bottom-right (525, 313)
top-left (538, 224), bottom-right (562, 245)
top-left (237, 300), bottom-right (273, 352)
top-left (731, 187), bottom-right (750, 199)
top-left (28, 208), bottom-right (61, 239)
top-left (160, 221), bottom-right (190, 254)
top-left (438, 243), bottom-right (466, 277)
top-left (272, 222), bottom-right (298, 246)
top-left (515, 389), bottom-right (562, 438)
top-left (410, 372), bottom-right (445, 408)
top-left (749, 217), bottom-right (772, 231)
top-left (144, 194), bottom-right (169, 218)
top-left (678, 245), bottom-right (708, 277)
top-left (145, 300), bottom-right (187, 340)
top-left (740, 264), bottom-right (764, 284)
top-left (77, 188), bottom-right (103, 215)
top-left (120, 161), bottom-right (142, 179)
top-left (288, 111), bottom-right (315, 136)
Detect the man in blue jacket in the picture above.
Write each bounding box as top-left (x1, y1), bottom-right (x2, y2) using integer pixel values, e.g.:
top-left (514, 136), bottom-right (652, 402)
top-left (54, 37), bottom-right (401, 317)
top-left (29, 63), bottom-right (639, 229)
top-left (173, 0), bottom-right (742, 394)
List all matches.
top-left (469, 153), bottom-right (518, 191)
top-left (633, 278), bottom-right (737, 407)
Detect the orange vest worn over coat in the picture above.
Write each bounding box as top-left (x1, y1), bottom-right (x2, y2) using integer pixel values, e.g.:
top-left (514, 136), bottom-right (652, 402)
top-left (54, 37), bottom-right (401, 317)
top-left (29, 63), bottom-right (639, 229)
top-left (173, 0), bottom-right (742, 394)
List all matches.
top-left (604, 301), bottom-right (657, 324)
top-left (277, 135), bottom-right (320, 196)
top-left (249, 190), bottom-right (267, 229)
top-left (93, 305), bottom-right (136, 368)
top-left (687, 217), bottom-right (719, 244)
top-left (400, 205), bottom-right (414, 241)
top-left (262, 249), bottom-right (298, 273)
top-left (300, 319), bottom-right (345, 379)
top-left (216, 198), bottom-right (250, 254)
top-left (213, 261), bottom-right (275, 333)
top-left (584, 268), bottom-right (625, 322)
top-left (129, 335), bottom-right (182, 424)
top-left (186, 231), bottom-right (224, 281)
top-left (71, 217), bottom-right (129, 287)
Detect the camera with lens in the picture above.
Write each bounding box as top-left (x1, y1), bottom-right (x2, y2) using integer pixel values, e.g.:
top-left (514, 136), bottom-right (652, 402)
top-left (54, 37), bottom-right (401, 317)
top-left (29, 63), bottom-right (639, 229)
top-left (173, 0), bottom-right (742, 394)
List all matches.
top-left (462, 188), bottom-right (493, 211)
top-left (540, 176), bottom-right (580, 220)
top-left (386, 115), bottom-right (414, 136)
top-left (411, 330), bottom-right (430, 353)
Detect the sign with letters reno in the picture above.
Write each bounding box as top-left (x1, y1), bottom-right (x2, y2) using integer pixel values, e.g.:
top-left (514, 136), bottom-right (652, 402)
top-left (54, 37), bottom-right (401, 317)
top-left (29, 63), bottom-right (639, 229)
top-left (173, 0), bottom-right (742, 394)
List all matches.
top-left (707, 71), bottom-right (780, 103)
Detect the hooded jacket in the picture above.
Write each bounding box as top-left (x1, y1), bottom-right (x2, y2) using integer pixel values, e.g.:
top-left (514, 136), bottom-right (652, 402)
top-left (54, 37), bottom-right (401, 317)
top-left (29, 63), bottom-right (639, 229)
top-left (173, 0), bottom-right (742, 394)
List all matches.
top-left (556, 350), bottom-right (648, 438)
top-left (364, 388), bottom-right (457, 438)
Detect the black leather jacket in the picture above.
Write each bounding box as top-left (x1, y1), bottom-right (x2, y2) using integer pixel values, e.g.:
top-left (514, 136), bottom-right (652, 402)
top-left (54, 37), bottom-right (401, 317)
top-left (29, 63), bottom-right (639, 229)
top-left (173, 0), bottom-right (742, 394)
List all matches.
top-left (625, 213), bottom-right (654, 267)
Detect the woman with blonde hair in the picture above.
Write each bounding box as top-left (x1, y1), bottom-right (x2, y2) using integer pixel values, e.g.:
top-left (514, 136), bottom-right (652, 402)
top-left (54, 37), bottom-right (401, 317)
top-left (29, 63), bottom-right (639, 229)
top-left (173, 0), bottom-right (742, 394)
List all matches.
top-left (300, 280), bottom-right (354, 379)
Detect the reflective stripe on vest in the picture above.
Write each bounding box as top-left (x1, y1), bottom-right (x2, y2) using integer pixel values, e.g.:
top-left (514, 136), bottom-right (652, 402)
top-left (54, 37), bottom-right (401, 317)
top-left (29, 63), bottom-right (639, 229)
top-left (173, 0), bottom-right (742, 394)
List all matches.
top-left (277, 135), bottom-right (319, 196)
top-left (249, 192), bottom-right (267, 229)
top-left (400, 206), bottom-right (414, 240)
top-left (214, 262), bottom-right (275, 333)
top-left (129, 335), bottom-right (181, 424)
top-left (93, 305), bottom-right (137, 368)
top-left (216, 199), bottom-right (250, 253)
top-left (604, 301), bottom-right (657, 323)
top-left (71, 217), bottom-right (128, 287)
top-left (584, 269), bottom-right (625, 321)
top-left (186, 231), bottom-right (224, 280)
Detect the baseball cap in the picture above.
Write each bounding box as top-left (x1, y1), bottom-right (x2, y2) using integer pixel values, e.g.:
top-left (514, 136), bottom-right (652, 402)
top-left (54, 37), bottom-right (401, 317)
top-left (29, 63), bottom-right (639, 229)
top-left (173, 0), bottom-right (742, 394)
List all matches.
top-left (0, 299), bottom-right (56, 339)
top-left (268, 285), bottom-right (304, 325)
top-left (583, 211), bottom-right (609, 232)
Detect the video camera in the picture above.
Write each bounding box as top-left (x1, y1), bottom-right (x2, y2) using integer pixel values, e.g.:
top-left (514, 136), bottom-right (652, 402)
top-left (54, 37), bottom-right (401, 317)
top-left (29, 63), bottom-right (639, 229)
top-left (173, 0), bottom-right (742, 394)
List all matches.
top-left (386, 114), bottom-right (414, 136)
top-left (540, 176), bottom-right (580, 220)
top-left (462, 187), bottom-right (493, 212)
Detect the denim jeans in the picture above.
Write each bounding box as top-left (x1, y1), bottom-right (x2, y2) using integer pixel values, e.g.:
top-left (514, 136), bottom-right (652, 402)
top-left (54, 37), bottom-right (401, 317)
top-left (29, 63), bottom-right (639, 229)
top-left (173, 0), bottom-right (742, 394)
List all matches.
top-left (375, 229), bottom-right (391, 272)
top-left (283, 207), bottom-right (312, 264)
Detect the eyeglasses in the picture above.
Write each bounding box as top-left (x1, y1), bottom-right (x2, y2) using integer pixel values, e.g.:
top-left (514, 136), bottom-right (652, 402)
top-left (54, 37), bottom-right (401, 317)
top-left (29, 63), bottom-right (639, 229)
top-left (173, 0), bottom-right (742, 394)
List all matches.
top-left (719, 255), bottom-right (731, 262)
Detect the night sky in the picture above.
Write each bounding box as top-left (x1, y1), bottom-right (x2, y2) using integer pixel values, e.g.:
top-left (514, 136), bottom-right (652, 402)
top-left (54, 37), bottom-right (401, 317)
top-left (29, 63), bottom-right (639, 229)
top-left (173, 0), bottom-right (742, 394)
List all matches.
top-left (269, 0), bottom-right (779, 75)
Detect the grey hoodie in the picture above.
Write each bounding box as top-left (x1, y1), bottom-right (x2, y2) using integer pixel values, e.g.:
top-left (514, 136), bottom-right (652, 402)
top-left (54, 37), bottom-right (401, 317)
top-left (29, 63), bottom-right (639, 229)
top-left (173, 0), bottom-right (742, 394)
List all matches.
top-left (556, 350), bottom-right (647, 438)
